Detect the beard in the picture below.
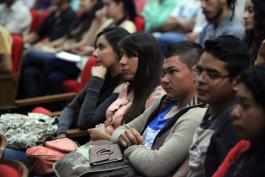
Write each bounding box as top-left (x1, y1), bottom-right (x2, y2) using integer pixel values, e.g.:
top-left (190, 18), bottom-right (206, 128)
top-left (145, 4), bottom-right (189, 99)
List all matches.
top-left (204, 3), bottom-right (223, 23)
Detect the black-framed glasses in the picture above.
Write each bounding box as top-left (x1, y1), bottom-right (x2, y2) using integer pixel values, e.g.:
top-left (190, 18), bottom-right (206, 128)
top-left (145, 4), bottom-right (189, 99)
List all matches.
top-left (193, 67), bottom-right (230, 80)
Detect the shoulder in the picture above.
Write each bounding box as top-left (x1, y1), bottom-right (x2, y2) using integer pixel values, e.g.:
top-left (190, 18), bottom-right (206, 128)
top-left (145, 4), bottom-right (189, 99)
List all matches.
top-left (119, 20), bottom-right (136, 33)
top-left (178, 106), bottom-right (207, 125)
top-left (113, 83), bottom-right (128, 93)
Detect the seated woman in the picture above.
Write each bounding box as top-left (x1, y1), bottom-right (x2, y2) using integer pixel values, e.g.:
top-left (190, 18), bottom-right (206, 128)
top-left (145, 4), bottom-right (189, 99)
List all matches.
top-left (4, 27), bottom-right (130, 165)
top-left (17, 0), bottom-right (103, 98)
top-left (88, 32), bottom-right (165, 141)
top-left (18, 0), bottom-right (136, 98)
top-left (212, 64), bottom-right (265, 177)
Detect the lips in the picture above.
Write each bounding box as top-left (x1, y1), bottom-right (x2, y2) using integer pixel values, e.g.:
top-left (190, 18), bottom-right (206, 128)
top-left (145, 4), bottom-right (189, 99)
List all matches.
top-left (196, 87), bottom-right (208, 96)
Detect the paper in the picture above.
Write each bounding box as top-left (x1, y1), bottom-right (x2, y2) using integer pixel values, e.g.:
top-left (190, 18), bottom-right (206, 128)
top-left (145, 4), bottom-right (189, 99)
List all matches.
top-left (56, 51), bottom-right (82, 63)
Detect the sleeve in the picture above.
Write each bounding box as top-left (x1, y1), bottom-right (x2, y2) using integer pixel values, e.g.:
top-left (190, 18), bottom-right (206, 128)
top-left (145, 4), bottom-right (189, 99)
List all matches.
top-left (77, 76), bottom-right (117, 129)
top-left (0, 27), bottom-right (12, 54)
top-left (122, 108), bottom-right (206, 177)
top-left (56, 83), bottom-right (88, 135)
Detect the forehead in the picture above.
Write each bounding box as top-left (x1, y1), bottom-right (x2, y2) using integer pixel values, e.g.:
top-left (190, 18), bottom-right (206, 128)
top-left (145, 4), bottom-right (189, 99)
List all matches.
top-left (96, 35), bottom-right (108, 44)
top-left (197, 52), bottom-right (228, 73)
top-left (163, 55), bottom-right (188, 68)
top-left (237, 82), bottom-right (252, 99)
top-left (245, 0), bottom-right (253, 6)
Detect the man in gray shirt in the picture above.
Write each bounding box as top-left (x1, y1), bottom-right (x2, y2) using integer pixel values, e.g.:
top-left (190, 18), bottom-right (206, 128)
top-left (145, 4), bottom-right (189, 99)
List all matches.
top-left (198, 0), bottom-right (244, 45)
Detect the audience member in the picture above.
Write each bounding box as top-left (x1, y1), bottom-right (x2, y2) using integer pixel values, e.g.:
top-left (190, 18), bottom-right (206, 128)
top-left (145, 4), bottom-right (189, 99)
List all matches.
top-left (111, 41), bottom-right (207, 177)
top-left (243, 0), bottom-right (265, 64)
top-left (0, 0), bottom-right (32, 35)
top-left (0, 26), bottom-right (12, 74)
top-left (56, 27), bottom-right (129, 136)
top-left (4, 27), bottom-right (130, 165)
top-left (184, 35), bottom-right (251, 177)
top-left (88, 32), bottom-right (165, 141)
top-left (198, 0), bottom-right (244, 45)
top-left (24, 0), bottom-right (76, 45)
top-left (213, 64), bottom-right (265, 177)
top-left (142, 0), bottom-right (179, 32)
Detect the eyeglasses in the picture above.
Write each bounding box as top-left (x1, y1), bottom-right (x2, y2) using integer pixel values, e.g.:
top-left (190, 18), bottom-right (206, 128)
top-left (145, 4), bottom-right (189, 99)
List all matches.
top-left (193, 67), bottom-right (230, 81)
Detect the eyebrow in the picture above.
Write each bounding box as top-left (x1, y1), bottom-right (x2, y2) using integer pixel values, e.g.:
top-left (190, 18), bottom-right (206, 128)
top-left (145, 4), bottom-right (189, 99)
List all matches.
top-left (196, 65), bottom-right (222, 73)
top-left (163, 66), bottom-right (177, 70)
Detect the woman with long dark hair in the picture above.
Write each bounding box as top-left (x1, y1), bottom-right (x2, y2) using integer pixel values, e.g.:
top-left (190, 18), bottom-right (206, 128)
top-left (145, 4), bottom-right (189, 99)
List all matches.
top-left (244, 0), bottom-right (265, 64)
top-left (88, 32), bottom-right (164, 140)
top-left (213, 64), bottom-right (265, 177)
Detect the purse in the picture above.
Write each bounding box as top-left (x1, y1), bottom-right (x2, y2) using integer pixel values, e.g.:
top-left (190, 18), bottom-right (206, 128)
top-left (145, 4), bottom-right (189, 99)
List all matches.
top-left (54, 140), bottom-right (138, 177)
top-left (26, 138), bottom-right (78, 175)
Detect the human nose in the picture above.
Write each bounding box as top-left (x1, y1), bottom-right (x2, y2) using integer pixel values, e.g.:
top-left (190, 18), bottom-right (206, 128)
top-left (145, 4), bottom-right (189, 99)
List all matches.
top-left (160, 74), bottom-right (170, 84)
top-left (119, 55), bottom-right (128, 66)
top-left (93, 48), bottom-right (99, 57)
top-left (231, 105), bottom-right (241, 121)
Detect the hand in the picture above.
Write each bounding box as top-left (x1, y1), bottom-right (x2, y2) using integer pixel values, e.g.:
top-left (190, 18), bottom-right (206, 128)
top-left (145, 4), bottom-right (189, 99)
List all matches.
top-left (95, 8), bottom-right (107, 22)
top-left (88, 124), bottom-right (111, 141)
top-left (118, 128), bottom-right (144, 149)
top-left (91, 65), bottom-right (107, 79)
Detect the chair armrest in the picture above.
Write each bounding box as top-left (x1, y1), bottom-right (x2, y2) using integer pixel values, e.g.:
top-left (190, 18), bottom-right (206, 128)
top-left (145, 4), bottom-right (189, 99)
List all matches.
top-left (65, 129), bottom-right (89, 139)
top-left (14, 92), bottom-right (76, 106)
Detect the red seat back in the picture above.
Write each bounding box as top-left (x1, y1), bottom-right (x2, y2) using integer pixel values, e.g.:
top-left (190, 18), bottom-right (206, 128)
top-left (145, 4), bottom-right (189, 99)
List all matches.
top-left (11, 35), bottom-right (23, 75)
top-left (134, 16), bottom-right (145, 32)
top-left (30, 10), bottom-right (50, 32)
top-left (62, 56), bottom-right (96, 93)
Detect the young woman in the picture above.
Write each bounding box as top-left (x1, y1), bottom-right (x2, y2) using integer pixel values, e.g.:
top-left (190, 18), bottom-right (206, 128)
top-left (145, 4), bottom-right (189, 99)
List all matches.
top-left (56, 27), bottom-right (130, 136)
top-left (213, 64), bottom-right (265, 177)
top-left (243, 0), bottom-right (265, 64)
top-left (86, 32), bottom-right (165, 141)
top-left (3, 27), bottom-right (130, 165)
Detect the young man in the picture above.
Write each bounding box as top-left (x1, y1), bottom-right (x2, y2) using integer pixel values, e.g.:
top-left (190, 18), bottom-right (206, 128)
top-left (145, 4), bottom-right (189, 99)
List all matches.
top-left (186, 35), bottom-right (251, 177)
top-left (0, 0), bottom-right (32, 35)
top-left (198, 0), bottom-right (244, 45)
top-left (112, 41), bottom-right (207, 177)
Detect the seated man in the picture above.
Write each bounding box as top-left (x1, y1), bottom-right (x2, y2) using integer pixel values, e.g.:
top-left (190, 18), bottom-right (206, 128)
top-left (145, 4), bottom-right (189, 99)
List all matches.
top-left (0, 26), bottom-right (12, 74)
top-left (175, 35), bottom-right (250, 177)
top-left (112, 41), bottom-right (207, 177)
top-left (0, 0), bottom-right (32, 35)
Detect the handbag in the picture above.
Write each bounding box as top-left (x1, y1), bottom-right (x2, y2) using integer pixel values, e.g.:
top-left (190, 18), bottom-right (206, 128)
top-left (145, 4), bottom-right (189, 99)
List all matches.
top-left (26, 138), bottom-right (78, 175)
top-left (53, 140), bottom-right (138, 177)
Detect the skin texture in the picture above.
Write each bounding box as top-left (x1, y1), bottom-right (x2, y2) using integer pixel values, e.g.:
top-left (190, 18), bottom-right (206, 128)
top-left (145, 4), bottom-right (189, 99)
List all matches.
top-left (93, 35), bottom-right (118, 67)
top-left (231, 83), bottom-right (265, 141)
top-left (119, 53), bottom-right (138, 81)
top-left (103, 0), bottom-right (123, 19)
top-left (243, 0), bottom-right (254, 30)
top-left (195, 52), bottom-right (234, 113)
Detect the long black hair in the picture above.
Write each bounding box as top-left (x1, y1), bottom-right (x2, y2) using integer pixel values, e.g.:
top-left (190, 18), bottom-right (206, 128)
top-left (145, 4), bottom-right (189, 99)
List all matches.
top-left (245, 0), bottom-right (265, 63)
top-left (118, 33), bottom-right (162, 123)
top-left (112, 0), bottom-right (136, 21)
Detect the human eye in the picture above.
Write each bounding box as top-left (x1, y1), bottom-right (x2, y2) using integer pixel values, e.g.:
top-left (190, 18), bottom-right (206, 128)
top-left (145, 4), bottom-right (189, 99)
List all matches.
top-left (236, 97), bottom-right (250, 109)
top-left (207, 71), bottom-right (221, 79)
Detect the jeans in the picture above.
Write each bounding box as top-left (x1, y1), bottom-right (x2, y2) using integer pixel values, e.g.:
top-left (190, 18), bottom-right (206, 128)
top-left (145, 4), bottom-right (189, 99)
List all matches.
top-left (17, 49), bottom-right (55, 98)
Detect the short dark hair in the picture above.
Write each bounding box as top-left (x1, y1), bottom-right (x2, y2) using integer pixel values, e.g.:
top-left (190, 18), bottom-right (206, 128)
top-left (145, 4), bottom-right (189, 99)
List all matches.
top-left (164, 41), bottom-right (203, 69)
top-left (204, 35), bottom-right (251, 78)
